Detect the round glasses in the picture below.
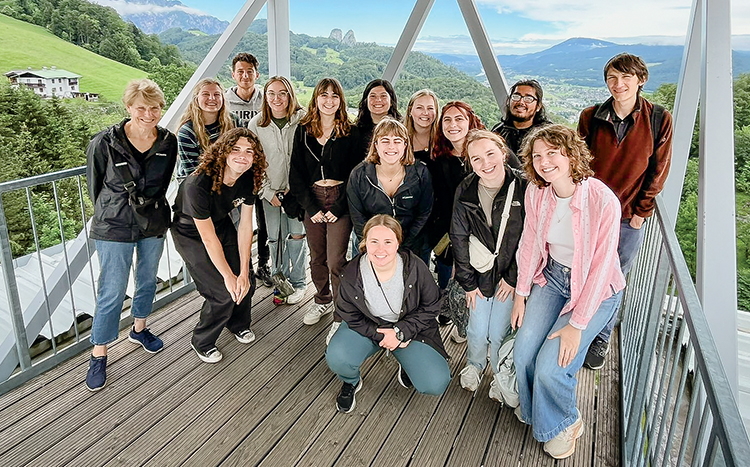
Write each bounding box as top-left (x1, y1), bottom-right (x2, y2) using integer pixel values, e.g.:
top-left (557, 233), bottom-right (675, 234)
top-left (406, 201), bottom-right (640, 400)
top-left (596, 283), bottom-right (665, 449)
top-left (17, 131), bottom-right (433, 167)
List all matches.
top-left (510, 93), bottom-right (538, 104)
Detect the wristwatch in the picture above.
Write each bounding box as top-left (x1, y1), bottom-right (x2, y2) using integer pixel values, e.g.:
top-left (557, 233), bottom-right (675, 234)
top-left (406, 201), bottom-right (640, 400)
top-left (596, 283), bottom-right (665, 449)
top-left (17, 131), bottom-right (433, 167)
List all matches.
top-left (393, 326), bottom-right (404, 342)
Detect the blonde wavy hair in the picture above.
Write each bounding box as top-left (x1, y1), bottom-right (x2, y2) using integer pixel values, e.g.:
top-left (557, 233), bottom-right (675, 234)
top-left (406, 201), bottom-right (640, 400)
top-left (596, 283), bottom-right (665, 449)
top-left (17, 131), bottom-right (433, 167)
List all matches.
top-left (257, 76), bottom-right (303, 128)
top-left (178, 78), bottom-right (235, 153)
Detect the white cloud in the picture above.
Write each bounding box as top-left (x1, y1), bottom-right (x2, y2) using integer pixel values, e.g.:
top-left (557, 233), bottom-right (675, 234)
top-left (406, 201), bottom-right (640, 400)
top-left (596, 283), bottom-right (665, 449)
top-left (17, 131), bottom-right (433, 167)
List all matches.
top-left (89, 0), bottom-right (213, 17)
top-left (475, 0), bottom-right (747, 38)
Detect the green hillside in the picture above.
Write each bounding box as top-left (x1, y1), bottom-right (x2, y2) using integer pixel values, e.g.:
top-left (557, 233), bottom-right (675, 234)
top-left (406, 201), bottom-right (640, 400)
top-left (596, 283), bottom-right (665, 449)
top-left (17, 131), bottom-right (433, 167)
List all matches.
top-left (0, 13), bottom-right (147, 100)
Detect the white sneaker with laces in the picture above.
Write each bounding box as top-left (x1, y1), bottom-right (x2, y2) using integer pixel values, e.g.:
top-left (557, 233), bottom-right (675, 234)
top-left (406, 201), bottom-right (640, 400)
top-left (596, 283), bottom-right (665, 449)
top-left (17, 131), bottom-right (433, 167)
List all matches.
top-left (543, 414), bottom-right (584, 459)
top-left (303, 302), bottom-right (333, 325)
top-left (326, 321), bottom-right (341, 345)
top-left (286, 287), bottom-right (306, 305)
top-left (235, 329), bottom-right (256, 344)
top-left (459, 364), bottom-right (482, 392)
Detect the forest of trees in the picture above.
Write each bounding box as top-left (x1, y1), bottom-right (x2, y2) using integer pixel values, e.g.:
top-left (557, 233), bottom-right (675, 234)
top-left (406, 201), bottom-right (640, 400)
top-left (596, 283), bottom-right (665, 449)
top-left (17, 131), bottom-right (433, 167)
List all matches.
top-left (0, 0), bottom-right (191, 74)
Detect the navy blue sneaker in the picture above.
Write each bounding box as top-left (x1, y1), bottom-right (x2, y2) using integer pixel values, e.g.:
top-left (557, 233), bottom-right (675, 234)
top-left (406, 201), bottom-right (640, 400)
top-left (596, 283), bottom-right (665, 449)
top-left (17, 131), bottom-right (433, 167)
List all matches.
top-left (86, 355), bottom-right (107, 391)
top-left (128, 327), bottom-right (164, 353)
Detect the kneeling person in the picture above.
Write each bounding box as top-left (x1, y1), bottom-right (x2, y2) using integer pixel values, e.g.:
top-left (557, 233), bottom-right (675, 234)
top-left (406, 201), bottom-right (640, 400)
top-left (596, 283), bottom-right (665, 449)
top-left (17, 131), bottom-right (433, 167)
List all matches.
top-left (172, 128), bottom-right (268, 363)
top-left (326, 214), bottom-right (451, 413)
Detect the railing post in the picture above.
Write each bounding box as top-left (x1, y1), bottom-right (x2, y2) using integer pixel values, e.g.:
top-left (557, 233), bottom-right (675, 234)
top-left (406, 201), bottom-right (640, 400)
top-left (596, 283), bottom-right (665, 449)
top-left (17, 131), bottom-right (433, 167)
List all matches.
top-left (0, 195), bottom-right (31, 370)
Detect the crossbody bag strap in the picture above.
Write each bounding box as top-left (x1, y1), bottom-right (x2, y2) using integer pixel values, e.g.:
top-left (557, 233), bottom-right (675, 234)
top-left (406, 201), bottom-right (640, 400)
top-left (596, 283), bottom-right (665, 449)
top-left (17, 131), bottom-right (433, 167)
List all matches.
top-left (109, 150), bottom-right (145, 204)
top-left (493, 179), bottom-right (516, 254)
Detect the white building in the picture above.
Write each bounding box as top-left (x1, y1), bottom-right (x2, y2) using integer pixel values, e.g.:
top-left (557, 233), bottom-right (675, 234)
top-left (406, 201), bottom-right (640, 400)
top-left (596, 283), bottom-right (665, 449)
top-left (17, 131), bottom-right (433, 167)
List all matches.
top-left (4, 67), bottom-right (90, 99)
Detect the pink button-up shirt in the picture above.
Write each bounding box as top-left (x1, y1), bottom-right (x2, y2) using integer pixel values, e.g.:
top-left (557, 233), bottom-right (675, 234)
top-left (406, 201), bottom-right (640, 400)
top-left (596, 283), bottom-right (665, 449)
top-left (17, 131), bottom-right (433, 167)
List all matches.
top-left (515, 177), bottom-right (626, 330)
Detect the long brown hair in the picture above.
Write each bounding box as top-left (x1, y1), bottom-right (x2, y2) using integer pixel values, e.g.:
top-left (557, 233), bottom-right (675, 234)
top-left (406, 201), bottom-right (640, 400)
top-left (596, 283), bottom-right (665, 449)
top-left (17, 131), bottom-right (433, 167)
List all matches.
top-left (178, 78), bottom-right (234, 152)
top-left (194, 128), bottom-right (267, 195)
top-left (519, 124), bottom-right (594, 188)
top-left (257, 76), bottom-right (303, 128)
top-left (432, 101), bottom-right (485, 160)
top-left (299, 78), bottom-right (351, 138)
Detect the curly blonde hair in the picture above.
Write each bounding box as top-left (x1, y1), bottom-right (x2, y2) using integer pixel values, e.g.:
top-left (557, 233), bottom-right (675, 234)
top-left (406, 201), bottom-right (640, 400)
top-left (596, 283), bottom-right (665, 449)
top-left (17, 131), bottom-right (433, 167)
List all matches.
top-left (365, 118), bottom-right (415, 165)
top-left (519, 124), bottom-right (594, 188)
top-left (178, 78), bottom-right (235, 153)
top-left (194, 128), bottom-right (267, 195)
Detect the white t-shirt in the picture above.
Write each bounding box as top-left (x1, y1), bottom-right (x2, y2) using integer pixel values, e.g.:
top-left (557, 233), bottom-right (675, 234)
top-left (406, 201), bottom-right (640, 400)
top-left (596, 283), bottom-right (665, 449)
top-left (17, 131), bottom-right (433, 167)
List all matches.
top-left (547, 195), bottom-right (575, 267)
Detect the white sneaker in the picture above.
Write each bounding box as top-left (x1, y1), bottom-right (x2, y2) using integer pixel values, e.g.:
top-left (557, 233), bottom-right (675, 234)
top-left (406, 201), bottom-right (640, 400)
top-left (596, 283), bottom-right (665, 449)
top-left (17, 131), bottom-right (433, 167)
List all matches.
top-left (235, 329), bottom-right (256, 344)
top-left (286, 287), bottom-right (306, 305)
top-left (303, 302), bottom-right (333, 325)
top-left (459, 365), bottom-right (482, 392)
top-left (191, 343), bottom-right (223, 364)
top-left (543, 415), bottom-right (584, 459)
top-left (514, 405), bottom-right (527, 424)
top-left (326, 321), bottom-right (341, 345)
top-left (450, 327), bottom-right (467, 344)
top-left (489, 376), bottom-right (503, 404)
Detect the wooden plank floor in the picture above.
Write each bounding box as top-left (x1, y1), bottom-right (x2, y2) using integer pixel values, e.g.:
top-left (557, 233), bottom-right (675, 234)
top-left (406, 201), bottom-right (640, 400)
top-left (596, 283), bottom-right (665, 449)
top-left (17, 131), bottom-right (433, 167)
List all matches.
top-left (0, 280), bottom-right (621, 467)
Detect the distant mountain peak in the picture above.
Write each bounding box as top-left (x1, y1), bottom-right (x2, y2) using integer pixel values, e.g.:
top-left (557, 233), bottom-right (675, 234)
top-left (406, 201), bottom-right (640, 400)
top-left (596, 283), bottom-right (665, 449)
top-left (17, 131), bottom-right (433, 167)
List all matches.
top-left (552, 37), bottom-right (618, 51)
top-left (329, 29), bottom-right (343, 42)
top-left (89, 0), bottom-right (229, 34)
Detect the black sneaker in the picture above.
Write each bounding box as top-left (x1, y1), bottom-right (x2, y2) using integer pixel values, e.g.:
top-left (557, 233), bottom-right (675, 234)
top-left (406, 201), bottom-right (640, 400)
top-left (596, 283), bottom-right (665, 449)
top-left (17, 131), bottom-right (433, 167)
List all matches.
top-left (336, 379), bottom-right (363, 413)
top-left (584, 336), bottom-right (610, 370)
top-left (256, 264), bottom-right (273, 288)
top-left (397, 363), bottom-right (413, 389)
top-left (437, 315), bottom-right (452, 326)
top-left (86, 355), bottom-right (107, 391)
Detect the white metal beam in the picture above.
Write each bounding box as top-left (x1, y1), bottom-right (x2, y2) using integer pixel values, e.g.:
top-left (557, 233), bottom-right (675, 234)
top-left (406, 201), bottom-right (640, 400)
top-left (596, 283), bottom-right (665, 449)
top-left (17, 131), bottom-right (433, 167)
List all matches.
top-left (383, 0), bottom-right (435, 84)
top-left (662, 0), bottom-right (702, 224)
top-left (160, 0), bottom-right (267, 132)
top-left (455, 0), bottom-right (509, 109)
top-left (696, 0), bottom-right (738, 394)
top-left (267, 0), bottom-right (290, 78)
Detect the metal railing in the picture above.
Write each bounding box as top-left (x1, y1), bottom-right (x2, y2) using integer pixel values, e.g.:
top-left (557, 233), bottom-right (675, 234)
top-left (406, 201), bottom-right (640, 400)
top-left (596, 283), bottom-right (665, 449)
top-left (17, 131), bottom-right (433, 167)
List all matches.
top-left (0, 167), bottom-right (194, 394)
top-left (620, 196), bottom-right (750, 466)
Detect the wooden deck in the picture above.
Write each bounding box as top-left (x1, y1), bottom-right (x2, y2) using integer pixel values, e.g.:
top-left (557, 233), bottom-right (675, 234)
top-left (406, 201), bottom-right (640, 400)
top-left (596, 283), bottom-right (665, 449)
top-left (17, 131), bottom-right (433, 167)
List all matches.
top-left (0, 281), bottom-right (620, 467)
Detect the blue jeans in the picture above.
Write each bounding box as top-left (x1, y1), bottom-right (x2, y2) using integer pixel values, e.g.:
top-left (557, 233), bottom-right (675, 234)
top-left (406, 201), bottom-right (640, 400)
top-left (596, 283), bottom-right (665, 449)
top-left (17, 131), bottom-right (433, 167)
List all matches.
top-left (514, 257), bottom-right (622, 442)
top-left (466, 295), bottom-right (513, 373)
top-left (598, 218), bottom-right (646, 341)
top-left (263, 200), bottom-right (308, 289)
top-left (326, 322), bottom-right (451, 396)
top-left (91, 237), bottom-right (165, 346)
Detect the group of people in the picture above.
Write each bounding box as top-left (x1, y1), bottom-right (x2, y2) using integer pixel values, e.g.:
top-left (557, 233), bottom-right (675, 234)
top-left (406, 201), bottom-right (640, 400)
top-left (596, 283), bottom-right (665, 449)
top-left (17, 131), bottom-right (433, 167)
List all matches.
top-left (83, 51), bottom-right (672, 460)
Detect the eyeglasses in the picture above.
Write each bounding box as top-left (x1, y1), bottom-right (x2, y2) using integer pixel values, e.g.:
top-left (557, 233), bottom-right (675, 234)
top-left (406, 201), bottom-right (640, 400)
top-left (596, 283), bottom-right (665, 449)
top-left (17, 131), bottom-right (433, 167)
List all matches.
top-left (510, 93), bottom-right (538, 104)
top-left (266, 91), bottom-right (289, 100)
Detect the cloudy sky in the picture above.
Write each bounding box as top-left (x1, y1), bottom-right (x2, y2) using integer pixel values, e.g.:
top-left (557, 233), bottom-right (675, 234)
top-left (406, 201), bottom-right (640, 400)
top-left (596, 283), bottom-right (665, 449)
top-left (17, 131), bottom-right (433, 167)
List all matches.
top-left (100, 0), bottom-right (750, 54)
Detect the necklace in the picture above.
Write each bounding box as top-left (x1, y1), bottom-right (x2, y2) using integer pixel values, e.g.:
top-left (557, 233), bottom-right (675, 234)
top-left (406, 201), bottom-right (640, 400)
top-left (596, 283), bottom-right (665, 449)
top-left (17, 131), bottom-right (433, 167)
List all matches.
top-left (378, 165), bottom-right (404, 183)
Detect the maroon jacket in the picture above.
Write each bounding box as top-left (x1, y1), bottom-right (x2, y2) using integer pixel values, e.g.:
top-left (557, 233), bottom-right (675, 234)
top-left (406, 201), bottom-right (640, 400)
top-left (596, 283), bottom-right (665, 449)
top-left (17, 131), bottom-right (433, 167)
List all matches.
top-left (578, 96), bottom-right (673, 219)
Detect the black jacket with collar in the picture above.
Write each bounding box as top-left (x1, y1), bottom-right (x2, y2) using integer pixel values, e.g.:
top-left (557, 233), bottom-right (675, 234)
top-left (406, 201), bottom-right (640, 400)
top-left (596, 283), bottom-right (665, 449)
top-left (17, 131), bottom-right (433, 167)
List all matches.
top-left (288, 124), bottom-right (362, 218)
top-left (86, 119), bottom-right (177, 242)
top-left (450, 168), bottom-right (526, 297)
top-left (336, 250), bottom-right (449, 359)
top-left (346, 160), bottom-right (433, 251)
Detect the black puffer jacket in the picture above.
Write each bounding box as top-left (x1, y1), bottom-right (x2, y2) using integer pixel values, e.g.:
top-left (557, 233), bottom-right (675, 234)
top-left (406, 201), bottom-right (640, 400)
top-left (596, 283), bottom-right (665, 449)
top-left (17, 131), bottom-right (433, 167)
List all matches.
top-left (86, 119), bottom-right (177, 242)
top-left (346, 161), bottom-right (433, 250)
top-left (450, 169), bottom-right (526, 297)
top-left (288, 125), bottom-right (361, 218)
top-left (336, 250), bottom-right (449, 359)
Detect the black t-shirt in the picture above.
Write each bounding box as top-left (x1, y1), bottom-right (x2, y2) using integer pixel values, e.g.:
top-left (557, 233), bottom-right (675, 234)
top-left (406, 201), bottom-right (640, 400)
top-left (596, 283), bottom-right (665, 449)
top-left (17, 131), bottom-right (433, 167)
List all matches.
top-left (172, 171), bottom-right (256, 239)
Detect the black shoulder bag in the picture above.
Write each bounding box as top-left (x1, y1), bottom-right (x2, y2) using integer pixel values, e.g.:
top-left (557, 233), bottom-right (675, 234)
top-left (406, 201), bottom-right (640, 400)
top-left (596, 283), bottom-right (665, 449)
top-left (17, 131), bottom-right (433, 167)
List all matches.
top-left (110, 152), bottom-right (171, 237)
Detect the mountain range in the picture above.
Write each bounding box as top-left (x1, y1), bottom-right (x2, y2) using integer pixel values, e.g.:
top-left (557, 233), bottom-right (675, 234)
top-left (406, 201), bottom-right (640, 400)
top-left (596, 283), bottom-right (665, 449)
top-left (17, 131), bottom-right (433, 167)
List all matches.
top-left (90, 0), bottom-right (228, 34)
top-left (432, 38), bottom-right (750, 91)
top-left (103, 1), bottom-right (750, 91)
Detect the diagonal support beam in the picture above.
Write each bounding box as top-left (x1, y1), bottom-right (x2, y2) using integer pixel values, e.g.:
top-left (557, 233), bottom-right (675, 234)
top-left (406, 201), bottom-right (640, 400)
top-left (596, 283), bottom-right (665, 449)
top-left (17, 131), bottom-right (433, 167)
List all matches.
top-left (383, 0), bottom-right (436, 84)
top-left (160, 0), bottom-right (267, 132)
top-left (456, 0), bottom-right (509, 109)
